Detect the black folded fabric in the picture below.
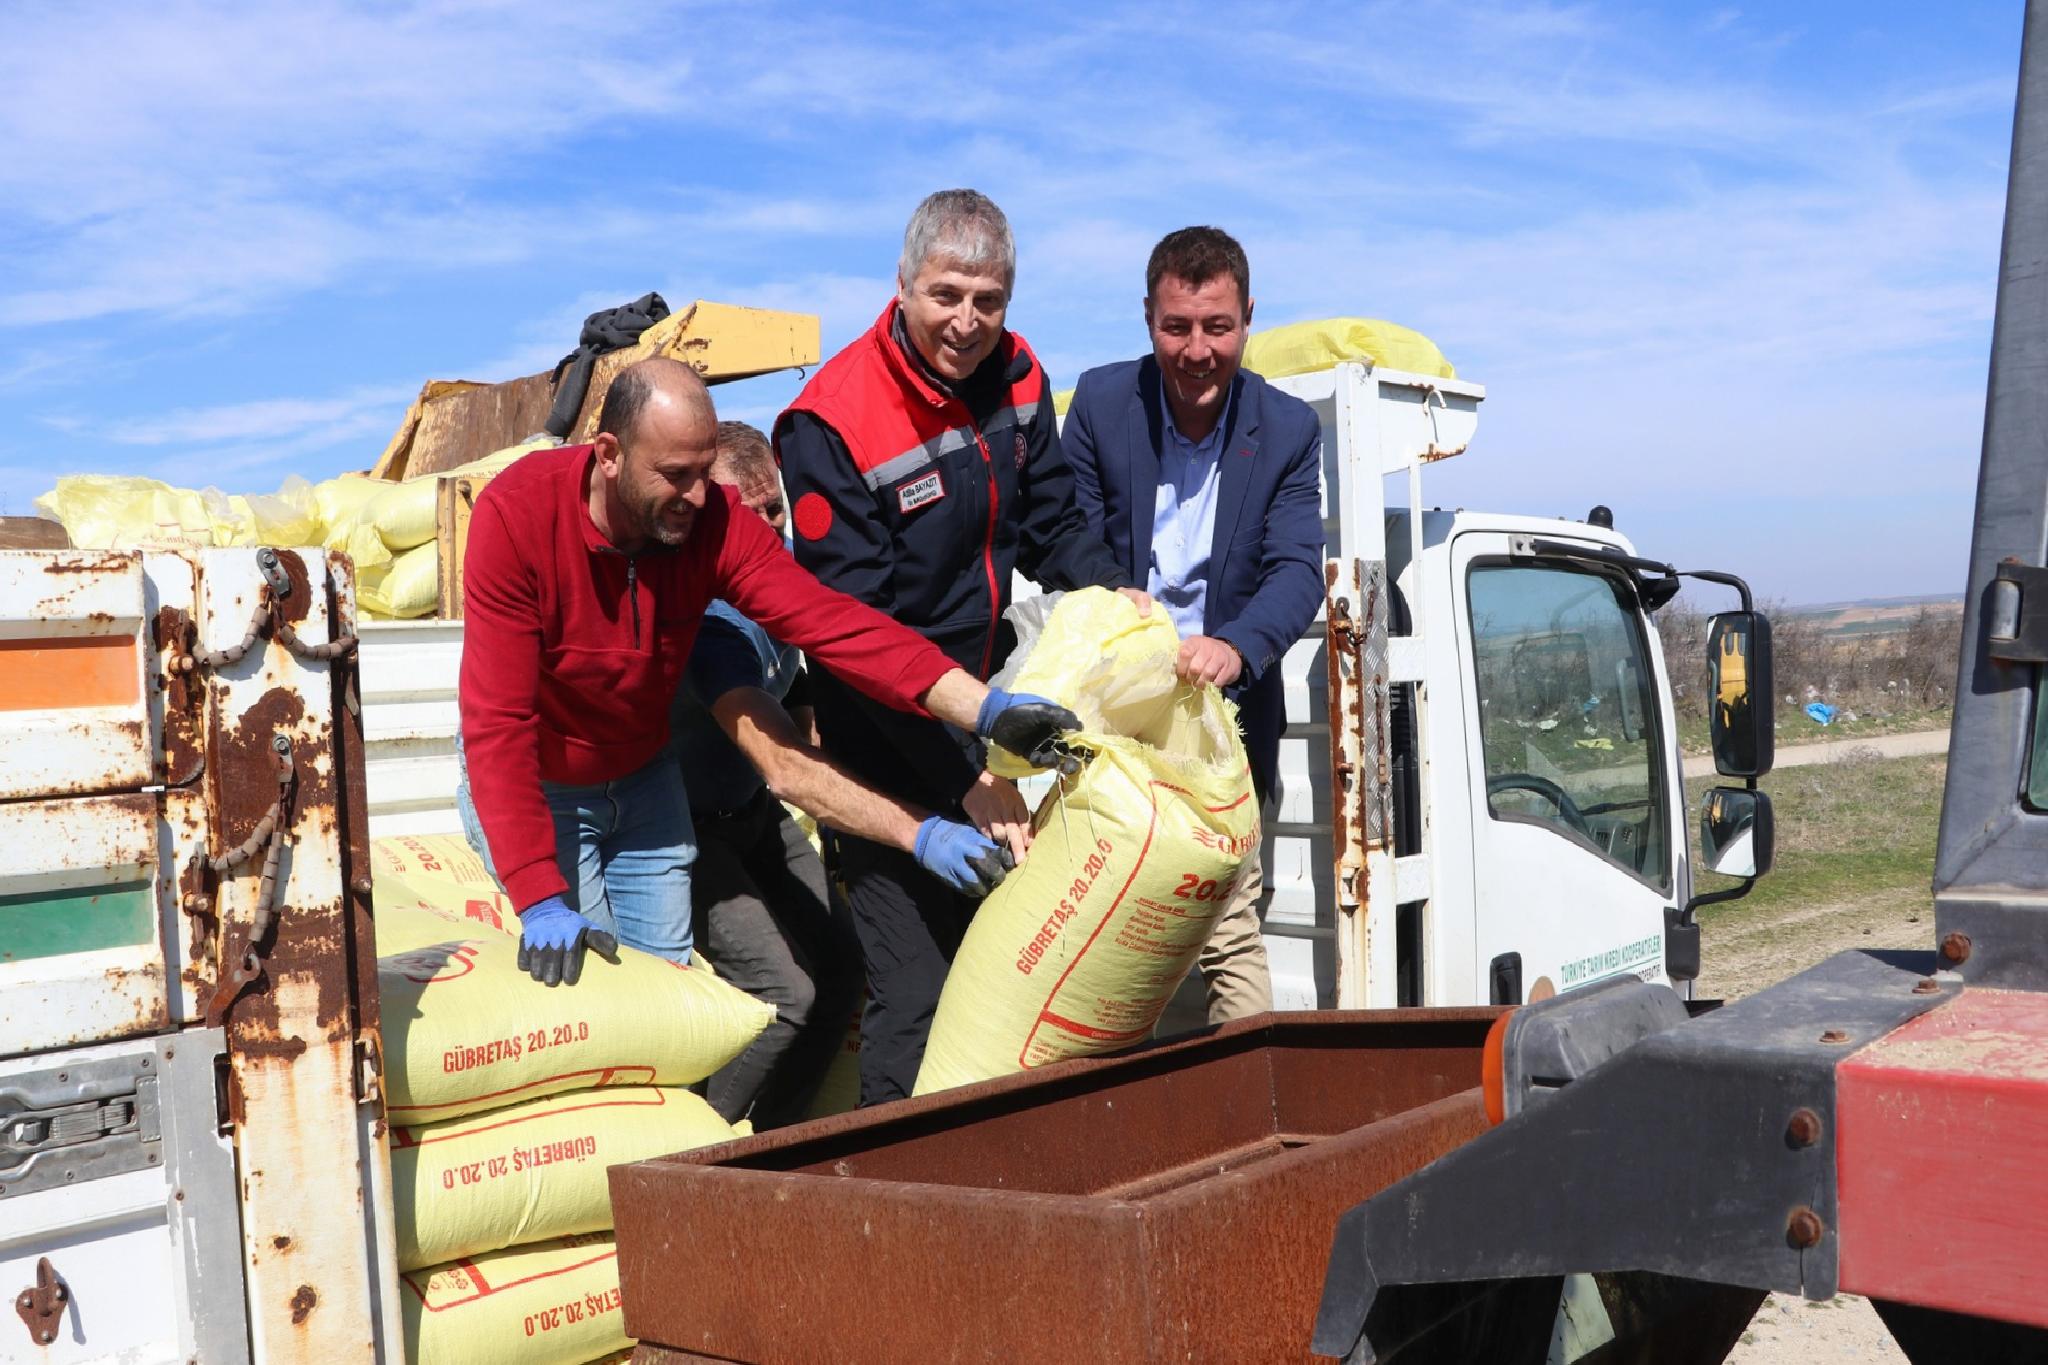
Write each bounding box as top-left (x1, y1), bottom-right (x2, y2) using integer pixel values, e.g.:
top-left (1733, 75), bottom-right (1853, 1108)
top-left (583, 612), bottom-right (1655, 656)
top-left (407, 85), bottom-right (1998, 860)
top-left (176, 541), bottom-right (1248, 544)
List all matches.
top-left (545, 291), bottom-right (671, 438)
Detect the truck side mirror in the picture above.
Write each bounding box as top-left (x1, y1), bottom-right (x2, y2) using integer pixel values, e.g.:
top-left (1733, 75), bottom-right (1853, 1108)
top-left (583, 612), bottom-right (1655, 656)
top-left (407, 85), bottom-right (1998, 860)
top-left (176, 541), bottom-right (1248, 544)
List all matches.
top-left (1707, 611), bottom-right (1773, 778)
top-left (1700, 787), bottom-right (1773, 879)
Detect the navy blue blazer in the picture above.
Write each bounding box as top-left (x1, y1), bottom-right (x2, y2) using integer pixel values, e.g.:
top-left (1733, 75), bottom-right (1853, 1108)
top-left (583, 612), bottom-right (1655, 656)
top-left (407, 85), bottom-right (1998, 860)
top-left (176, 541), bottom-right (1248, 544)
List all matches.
top-left (1062, 356), bottom-right (1326, 806)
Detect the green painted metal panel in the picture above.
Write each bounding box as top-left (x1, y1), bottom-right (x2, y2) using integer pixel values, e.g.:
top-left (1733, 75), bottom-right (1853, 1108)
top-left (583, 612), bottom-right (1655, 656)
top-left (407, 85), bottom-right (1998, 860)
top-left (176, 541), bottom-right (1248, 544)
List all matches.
top-left (0, 881), bottom-right (154, 964)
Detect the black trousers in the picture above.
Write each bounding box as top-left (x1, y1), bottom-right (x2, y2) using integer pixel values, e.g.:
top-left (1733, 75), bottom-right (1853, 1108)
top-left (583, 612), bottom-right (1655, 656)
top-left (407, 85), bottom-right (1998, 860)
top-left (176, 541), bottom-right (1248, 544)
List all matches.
top-left (837, 832), bottom-right (979, 1105)
top-left (692, 790), bottom-right (863, 1129)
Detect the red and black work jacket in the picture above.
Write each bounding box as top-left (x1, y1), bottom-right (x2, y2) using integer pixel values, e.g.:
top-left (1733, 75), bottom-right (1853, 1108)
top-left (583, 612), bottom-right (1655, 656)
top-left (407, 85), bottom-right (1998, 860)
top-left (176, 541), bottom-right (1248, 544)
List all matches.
top-left (775, 301), bottom-right (1132, 812)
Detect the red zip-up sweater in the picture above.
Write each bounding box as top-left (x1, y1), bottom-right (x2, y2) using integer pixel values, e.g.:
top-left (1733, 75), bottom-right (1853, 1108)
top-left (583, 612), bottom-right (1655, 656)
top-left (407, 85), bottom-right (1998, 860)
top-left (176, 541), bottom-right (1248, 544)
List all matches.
top-left (459, 444), bottom-right (956, 911)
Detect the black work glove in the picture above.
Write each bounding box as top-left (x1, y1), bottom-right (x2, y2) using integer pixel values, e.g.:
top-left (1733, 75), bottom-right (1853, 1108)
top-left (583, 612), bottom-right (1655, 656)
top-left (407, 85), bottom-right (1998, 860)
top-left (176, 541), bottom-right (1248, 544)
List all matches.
top-left (976, 687), bottom-right (1083, 772)
top-left (516, 895), bottom-right (621, 987)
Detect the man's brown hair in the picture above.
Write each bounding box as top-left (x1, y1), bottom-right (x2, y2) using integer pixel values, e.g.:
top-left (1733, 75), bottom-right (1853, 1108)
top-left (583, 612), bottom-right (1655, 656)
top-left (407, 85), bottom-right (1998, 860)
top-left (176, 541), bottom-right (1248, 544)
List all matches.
top-left (1145, 226), bottom-right (1251, 314)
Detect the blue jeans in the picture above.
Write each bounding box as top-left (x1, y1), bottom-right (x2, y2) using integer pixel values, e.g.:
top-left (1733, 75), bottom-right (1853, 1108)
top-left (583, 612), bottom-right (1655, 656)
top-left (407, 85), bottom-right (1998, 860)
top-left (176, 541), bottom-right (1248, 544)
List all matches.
top-left (456, 746), bottom-right (697, 964)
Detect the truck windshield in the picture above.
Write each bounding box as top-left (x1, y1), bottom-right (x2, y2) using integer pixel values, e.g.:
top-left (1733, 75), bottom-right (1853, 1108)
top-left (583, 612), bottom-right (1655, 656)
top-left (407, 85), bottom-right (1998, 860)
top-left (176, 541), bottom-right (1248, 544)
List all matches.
top-left (1468, 562), bottom-right (1672, 890)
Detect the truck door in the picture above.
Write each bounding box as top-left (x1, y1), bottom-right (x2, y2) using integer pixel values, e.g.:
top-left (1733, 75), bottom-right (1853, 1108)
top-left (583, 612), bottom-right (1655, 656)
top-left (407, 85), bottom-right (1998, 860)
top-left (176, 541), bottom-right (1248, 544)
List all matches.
top-left (1451, 537), bottom-right (1678, 1000)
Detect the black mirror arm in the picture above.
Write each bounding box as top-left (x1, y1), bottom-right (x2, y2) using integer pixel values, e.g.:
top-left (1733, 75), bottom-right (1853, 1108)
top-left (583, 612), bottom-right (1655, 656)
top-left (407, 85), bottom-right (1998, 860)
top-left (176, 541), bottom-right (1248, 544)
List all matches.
top-left (1677, 567), bottom-right (1756, 614)
top-left (1679, 878), bottom-right (1757, 927)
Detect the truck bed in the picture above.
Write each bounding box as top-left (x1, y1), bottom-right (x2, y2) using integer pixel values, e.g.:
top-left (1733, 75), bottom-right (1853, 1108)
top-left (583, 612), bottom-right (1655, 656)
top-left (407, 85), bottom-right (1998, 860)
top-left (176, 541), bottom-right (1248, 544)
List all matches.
top-left (610, 1008), bottom-right (1498, 1364)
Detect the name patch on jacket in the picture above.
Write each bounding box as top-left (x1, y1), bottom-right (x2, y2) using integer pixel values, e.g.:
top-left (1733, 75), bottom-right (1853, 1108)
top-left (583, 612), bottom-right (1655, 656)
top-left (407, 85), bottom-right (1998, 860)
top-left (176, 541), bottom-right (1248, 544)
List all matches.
top-left (896, 470), bottom-right (945, 514)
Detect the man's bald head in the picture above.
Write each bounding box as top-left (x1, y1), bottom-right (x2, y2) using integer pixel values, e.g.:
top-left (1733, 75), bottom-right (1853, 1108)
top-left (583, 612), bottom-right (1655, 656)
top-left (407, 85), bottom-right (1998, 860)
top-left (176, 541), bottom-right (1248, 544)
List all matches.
top-left (589, 357), bottom-right (719, 550)
top-left (598, 356), bottom-right (713, 451)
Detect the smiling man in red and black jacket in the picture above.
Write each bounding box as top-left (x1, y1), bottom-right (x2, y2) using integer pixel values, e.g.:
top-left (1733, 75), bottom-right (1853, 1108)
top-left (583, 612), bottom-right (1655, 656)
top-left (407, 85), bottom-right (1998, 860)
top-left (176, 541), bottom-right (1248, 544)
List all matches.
top-left (775, 188), bottom-right (1149, 1103)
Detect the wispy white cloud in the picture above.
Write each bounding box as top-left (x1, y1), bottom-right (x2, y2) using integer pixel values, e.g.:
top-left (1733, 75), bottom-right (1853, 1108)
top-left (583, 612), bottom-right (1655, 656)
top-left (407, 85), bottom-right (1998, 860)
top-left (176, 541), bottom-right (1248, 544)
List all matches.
top-left (0, 341), bottom-right (107, 391)
top-left (0, 0), bottom-right (701, 326)
top-left (104, 384), bottom-right (416, 447)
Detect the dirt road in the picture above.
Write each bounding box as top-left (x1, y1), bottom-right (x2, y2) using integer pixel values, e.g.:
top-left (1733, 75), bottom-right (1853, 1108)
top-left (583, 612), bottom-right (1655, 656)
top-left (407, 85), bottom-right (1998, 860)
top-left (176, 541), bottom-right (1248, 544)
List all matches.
top-left (1682, 727), bottom-right (1948, 778)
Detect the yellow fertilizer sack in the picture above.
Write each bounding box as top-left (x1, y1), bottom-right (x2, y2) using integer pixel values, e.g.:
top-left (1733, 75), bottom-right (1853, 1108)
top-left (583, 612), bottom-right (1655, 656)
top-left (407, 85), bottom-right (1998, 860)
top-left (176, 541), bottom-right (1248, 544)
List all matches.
top-left (803, 1000), bottom-right (864, 1120)
top-left (36, 474), bottom-right (321, 551)
top-left (376, 900), bottom-right (503, 955)
top-left (326, 438), bottom-right (547, 562)
top-left (313, 472), bottom-right (385, 531)
top-left (377, 906), bottom-right (772, 1124)
top-left (358, 539), bottom-right (440, 619)
top-left (373, 834), bottom-right (519, 934)
top-left (392, 1086), bottom-right (733, 1270)
top-left (1243, 316), bottom-right (1456, 381)
top-left (401, 1233), bottom-right (629, 1365)
top-left (916, 590), bottom-right (1255, 1094)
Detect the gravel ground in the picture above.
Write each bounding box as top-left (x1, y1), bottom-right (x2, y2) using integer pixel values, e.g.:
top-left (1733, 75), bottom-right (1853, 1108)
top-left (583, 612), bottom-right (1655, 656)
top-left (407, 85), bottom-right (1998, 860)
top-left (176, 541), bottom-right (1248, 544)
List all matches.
top-left (1723, 1293), bottom-right (1907, 1364)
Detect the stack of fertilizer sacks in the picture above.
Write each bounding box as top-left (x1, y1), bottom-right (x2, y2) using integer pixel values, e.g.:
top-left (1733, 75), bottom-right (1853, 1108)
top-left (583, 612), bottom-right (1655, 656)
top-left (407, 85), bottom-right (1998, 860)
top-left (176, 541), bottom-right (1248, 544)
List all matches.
top-left (32, 437), bottom-right (549, 619)
top-left (373, 834), bottom-right (772, 1365)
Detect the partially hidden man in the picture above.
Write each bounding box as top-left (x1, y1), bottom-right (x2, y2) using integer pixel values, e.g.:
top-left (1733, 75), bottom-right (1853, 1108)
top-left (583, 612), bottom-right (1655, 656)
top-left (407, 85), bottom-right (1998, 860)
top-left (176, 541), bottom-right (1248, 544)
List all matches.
top-left (1062, 226), bottom-right (1327, 1022)
top-left (674, 421), bottom-right (1012, 1128)
top-left (775, 189), bottom-right (1151, 1102)
top-left (457, 356), bottom-right (1082, 988)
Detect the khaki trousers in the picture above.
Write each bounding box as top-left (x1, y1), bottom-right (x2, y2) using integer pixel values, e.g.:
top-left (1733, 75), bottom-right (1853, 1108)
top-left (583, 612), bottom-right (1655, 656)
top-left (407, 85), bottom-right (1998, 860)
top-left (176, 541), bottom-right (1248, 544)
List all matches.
top-left (1196, 845), bottom-right (1272, 1023)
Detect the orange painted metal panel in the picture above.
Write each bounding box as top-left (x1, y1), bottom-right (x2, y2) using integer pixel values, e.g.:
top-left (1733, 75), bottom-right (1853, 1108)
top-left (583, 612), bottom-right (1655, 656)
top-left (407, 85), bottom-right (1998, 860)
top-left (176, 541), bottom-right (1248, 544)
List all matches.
top-left (0, 635), bottom-right (140, 711)
top-left (1837, 987), bottom-right (2048, 1329)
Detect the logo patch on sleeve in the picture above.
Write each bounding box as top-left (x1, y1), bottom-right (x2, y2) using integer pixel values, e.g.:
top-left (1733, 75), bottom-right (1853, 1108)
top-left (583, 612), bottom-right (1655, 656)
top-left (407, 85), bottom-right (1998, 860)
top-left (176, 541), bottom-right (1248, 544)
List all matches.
top-left (793, 491), bottom-right (833, 541)
top-left (896, 470), bottom-right (945, 514)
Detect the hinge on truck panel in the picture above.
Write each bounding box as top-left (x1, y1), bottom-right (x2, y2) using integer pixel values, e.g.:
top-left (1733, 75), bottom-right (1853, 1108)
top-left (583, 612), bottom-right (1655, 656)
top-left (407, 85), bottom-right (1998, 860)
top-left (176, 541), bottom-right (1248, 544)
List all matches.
top-left (353, 1035), bottom-right (383, 1106)
top-left (1986, 558), bottom-right (2048, 662)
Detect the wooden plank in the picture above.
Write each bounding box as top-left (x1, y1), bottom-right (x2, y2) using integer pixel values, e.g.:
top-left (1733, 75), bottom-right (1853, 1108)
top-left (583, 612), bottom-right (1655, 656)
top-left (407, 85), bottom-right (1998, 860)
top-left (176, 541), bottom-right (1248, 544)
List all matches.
top-left (434, 474), bottom-right (490, 619)
top-left (0, 516), bottom-right (70, 548)
top-left (405, 376), bottom-right (555, 480)
top-left (369, 380), bottom-right (485, 482)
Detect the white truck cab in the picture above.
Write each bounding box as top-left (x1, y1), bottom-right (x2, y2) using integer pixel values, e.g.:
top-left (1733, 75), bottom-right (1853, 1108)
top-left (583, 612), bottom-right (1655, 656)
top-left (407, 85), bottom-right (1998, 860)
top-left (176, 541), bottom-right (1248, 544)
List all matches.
top-left (1258, 362), bottom-right (1694, 1011)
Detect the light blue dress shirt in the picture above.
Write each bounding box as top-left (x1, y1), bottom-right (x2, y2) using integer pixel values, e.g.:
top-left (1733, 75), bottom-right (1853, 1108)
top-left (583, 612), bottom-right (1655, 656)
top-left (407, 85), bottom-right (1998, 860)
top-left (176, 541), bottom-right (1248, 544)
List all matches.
top-left (1148, 391), bottom-right (1232, 642)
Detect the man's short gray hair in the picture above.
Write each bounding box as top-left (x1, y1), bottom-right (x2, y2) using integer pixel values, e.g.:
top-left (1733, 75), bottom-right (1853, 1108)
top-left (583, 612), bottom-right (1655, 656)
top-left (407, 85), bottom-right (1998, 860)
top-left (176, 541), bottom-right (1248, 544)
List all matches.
top-left (898, 189), bottom-right (1016, 293)
top-left (712, 420), bottom-right (777, 487)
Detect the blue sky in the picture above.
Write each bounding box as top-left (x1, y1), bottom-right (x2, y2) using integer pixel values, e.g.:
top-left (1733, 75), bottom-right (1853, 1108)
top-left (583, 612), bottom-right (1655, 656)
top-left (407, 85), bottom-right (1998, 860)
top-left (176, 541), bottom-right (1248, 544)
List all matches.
top-left (0, 1), bottom-right (2023, 605)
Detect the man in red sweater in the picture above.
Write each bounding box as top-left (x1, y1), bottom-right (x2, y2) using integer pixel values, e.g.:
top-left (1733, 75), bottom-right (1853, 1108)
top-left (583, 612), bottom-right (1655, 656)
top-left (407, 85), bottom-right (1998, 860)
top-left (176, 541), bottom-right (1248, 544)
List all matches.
top-left (459, 356), bottom-right (1077, 986)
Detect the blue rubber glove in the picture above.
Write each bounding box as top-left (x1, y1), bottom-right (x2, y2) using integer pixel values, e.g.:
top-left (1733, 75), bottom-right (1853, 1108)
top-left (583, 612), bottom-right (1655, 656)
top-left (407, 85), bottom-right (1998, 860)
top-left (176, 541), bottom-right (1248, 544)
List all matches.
top-left (976, 687), bottom-right (1083, 772)
top-left (516, 895), bottom-right (620, 988)
top-left (913, 816), bottom-right (1016, 898)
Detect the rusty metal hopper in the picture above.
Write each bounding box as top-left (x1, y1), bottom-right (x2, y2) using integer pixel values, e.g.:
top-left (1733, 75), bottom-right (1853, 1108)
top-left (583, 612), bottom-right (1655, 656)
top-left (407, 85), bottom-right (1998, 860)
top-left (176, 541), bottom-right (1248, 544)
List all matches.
top-left (610, 1008), bottom-right (1500, 1364)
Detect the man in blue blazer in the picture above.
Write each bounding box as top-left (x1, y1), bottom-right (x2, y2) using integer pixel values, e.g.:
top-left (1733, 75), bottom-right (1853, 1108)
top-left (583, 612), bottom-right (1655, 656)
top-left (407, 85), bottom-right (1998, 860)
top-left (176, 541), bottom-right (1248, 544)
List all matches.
top-left (1062, 226), bottom-right (1326, 1022)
